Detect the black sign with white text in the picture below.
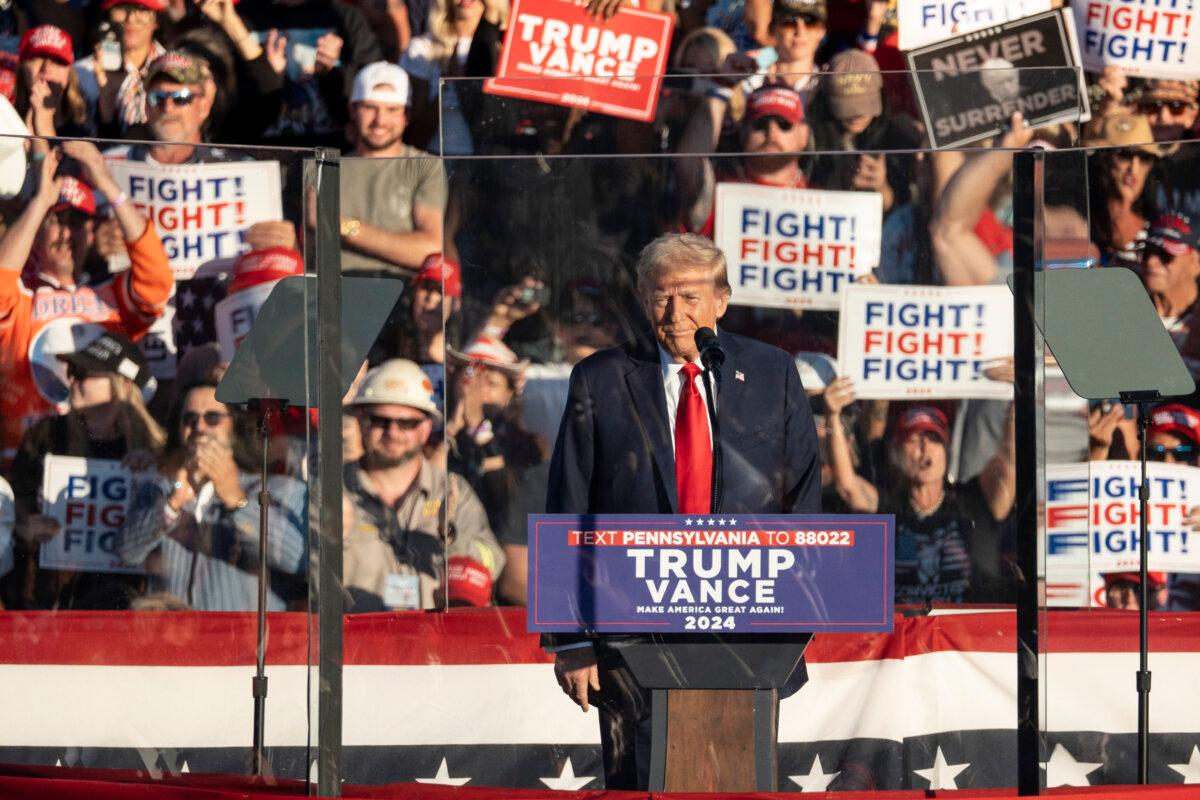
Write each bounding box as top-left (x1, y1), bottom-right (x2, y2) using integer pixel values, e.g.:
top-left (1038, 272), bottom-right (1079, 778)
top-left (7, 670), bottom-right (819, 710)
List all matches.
top-left (907, 9), bottom-right (1090, 148)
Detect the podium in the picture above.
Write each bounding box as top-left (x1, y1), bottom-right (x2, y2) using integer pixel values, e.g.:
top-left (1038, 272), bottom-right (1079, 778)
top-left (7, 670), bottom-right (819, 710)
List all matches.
top-left (613, 634), bottom-right (811, 791)
top-left (529, 514), bottom-right (893, 792)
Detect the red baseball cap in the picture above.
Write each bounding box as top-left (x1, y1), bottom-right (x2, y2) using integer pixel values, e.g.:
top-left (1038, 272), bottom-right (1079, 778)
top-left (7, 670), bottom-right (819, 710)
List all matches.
top-left (100, 0), bottom-right (166, 12)
top-left (892, 405), bottom-right (949, 444)
top-left (416, 252), bottom-right (462, 297)
top-left (447, 556), bottom-right (493, 607)
top-left (1103, 571), bottom-right (1167, 589)
top-left (51, 176), bottom-right (96, 216)
top-left (1148, 403), bottom-right (1200, 445)
top-left (229, 247), bottom-right (303, 294)
top-left (746, 85), bottom-right (805, 126)
top-left (19, 25), bottom-right (74, 66)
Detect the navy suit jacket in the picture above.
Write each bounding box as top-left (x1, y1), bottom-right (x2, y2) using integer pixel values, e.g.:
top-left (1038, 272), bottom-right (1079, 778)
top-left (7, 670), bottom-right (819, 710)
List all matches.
top-left (547, 330), bottom-right (821, 518)
top-left (543, 330), bottom-right (822, 652)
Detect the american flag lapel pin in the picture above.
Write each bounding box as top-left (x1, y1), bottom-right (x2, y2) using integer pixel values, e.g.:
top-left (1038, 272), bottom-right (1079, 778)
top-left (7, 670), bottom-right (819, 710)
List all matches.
top-left (735, 370), bottom-right (745, 382)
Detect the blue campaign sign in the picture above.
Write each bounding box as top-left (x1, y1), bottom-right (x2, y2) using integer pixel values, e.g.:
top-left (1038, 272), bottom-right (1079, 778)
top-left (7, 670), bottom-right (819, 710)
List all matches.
top-left (528, 514), bottom-right (894, 634)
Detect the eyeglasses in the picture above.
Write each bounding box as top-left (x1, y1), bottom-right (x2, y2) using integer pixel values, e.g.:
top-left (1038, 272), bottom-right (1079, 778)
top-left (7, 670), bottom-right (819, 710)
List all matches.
top-left (1148, 442), bottom-right (1196, 461)
top-left (775, 13), bottom-right (822, 29)
top-left (1139, 100), bottom-right (1197, 115)
top-left (147, 88), bottom-right (197, 109)
top-left (750, 116), bottom-right (795, 133)
top-left (568, 312), bottom-right (604, 325)
top-left (1112, 148), bottom-right (1156, 165)
top-left (67, 365), bottom-right (98, 382)
top-left (181, 410), bottom-right (230, 428)
top-left (364, 413), bottom-right (425, 432)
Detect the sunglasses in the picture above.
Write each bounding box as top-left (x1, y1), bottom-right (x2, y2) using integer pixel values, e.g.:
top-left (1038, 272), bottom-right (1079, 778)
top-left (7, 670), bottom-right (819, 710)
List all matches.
top-left (1148, 442), bottom-right (1196, 461)
top-left (67, 365), bottom-right (98, 382)
top-left (750, 115), bottom-right (795, 133)
top-left (1144, 243), bottom-right (1179, 265)
top-left (1139, 100), bottom-right (1196, 115)
top-left (1112, 148), bottom-right (1156, 165)
top-left (775, 12), bottom-right (822, 28)
top-left (181, 410), bottom-right (230, 428)
top-left (364, 413), bottom-right (425, 432)
top-left (147, 88), bottom-right (197, 109)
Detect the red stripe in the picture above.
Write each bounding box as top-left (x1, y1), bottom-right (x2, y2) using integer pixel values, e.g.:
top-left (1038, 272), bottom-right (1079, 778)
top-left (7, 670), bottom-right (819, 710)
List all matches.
top-left (0, 608), bottom-right (1196, 667)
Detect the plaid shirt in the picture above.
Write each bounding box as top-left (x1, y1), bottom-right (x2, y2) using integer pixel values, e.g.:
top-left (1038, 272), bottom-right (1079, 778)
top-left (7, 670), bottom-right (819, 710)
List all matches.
top-left (117, 471), bottom-right (308, 611)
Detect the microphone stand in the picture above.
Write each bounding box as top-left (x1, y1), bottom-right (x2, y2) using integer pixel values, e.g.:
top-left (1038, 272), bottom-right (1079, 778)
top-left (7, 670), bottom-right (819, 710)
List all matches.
top-left (701, 366), bottom-right (723, 514)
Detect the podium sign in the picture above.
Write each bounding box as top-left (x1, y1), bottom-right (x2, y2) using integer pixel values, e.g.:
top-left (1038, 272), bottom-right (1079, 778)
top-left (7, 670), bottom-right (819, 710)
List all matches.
top-left (528, 514), bottom-right (894, 633)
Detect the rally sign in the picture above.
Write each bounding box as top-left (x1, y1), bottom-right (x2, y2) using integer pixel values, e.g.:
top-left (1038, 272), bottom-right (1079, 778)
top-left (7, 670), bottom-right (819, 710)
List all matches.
top-left (528, 514), bottom-right (894, 633)
top-left (897, 0), bottom-right (1053, 52)
top-left (215, 281), bottom-right (276, 362)
top-left (714, 184), bottom-right (882, 311)
top-left (39, 455), bottom-right (141, 574)
top-left (1046, 460), bottom-right (1200, 575)
top-left (907, 9), bottom-right (1090, 149)
top-left (837, 283), bottom-right (1013, 400)
top-left (1074, 0), bottom-right (1200, 80)
top-left (106, 160), bottom-right (283, 280)
top-left (483, 0), bottom-right (674, 122)
top-left (1044, 462), bottom-right (1092, 607)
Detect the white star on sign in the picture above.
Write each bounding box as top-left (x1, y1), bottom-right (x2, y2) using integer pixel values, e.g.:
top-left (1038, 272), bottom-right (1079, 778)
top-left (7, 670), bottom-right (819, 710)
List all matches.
top-left (1041, 744), bottom-right (1101, 787)
top-left (539, 758), bottom-right (596, 790)
top-left (728, 517), bottom-right (737, 525)
top-left (913, 746), bottom-right (969, 790)
top-left (685, 517), bottom-right (694, 526)
top-left (718, 517), bottom-right (727, 526)
top-left (789, 755), bottom-right (840, 791)
top-left (1168, 745), bottom-right (1200, 784)
top-left (415, 757), bottom-right (471, 786)
top-left (708, 517), bottom-right (717, 526)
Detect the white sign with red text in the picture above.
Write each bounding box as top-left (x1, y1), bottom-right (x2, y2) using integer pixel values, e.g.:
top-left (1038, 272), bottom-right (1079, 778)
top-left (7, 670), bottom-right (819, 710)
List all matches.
top-left (39, 456), bottom-right (141, 574)
top-left (897, 0), bottom-right (1053, 51)
top-left (1074, 0), bottom-right (1200, 79)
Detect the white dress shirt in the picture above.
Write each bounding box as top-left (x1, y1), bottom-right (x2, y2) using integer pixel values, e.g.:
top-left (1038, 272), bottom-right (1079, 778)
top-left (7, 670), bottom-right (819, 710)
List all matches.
top-left (658, 344), bottom-right (715, 451)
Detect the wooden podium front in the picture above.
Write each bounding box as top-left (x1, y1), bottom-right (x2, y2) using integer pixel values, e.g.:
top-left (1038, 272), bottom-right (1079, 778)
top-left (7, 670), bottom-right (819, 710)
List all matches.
top-left (613, 634), bottom-right (811, 792)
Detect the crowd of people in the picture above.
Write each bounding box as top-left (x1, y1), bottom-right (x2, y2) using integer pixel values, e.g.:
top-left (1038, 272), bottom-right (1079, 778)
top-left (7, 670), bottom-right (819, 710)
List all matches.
top-left (0, 0), bottom-right (1199, 614)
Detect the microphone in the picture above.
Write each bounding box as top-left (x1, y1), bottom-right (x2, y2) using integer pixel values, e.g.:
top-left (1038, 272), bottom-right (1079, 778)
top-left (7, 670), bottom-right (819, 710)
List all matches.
top-left (694, 327), bottom-right (725, 374)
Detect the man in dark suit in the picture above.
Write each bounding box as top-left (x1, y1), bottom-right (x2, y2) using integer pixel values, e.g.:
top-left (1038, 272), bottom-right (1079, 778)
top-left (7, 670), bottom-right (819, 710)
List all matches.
top-left (545, 233), bottom-right (821, 789)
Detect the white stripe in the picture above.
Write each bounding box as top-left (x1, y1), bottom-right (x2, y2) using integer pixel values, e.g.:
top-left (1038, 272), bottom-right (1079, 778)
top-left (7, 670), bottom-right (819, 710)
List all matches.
top-left (3, 654), bottom-right (1199, 748)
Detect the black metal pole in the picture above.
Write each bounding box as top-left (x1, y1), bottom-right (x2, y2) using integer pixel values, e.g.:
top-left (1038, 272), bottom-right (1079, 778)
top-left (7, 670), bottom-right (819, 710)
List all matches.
top-left (702, 368), bottom-right (722, 514)
top-left (252, 401), bottom-right (272, 776)
top-left (1011, 149), bottom-right (1043, 796)
top-left (1136, 399), bottom-right (1152, 784)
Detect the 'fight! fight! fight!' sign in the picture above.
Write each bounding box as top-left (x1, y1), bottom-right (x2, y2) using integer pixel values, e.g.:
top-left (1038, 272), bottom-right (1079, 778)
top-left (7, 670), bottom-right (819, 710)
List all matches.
top-left (715, 184), bottom-right (883, 310)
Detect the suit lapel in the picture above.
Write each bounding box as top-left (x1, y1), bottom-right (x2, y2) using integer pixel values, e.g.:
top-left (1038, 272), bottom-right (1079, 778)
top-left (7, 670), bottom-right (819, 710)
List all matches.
top-left (716, 331), bottom-right (750, 446)
top-left (623, 337), bottom-right (679, 512)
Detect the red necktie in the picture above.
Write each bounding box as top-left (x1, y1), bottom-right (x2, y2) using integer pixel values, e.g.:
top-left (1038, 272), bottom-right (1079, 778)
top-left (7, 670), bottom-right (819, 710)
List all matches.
top-left (675, 362), bottom-right (712, 515)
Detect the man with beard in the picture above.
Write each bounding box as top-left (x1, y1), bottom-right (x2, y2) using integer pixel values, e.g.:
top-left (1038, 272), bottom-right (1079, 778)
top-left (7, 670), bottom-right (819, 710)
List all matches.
top-left (0, 144), bottom-right (171, 465)
top-left (677, 84), bottom-right (810, 236)
top-left (339, 61), bottom-right (446, 275)
top-left (342, 359), bottom-right (504, 610)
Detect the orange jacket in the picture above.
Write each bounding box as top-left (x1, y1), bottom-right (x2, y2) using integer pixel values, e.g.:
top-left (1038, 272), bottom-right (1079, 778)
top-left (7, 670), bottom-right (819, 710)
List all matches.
top-left (0, 224), bottom-right (173, 462)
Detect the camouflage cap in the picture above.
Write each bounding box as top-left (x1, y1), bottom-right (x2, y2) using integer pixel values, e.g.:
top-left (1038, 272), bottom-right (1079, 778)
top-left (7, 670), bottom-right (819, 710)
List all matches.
top-left (143, 51), bottom-right (203, 88)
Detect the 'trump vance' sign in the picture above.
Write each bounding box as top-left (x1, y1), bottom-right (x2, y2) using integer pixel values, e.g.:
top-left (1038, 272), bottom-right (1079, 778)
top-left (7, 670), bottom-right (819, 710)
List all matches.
top-left (484, 0), bottom-right (674, 122)
top-left (1073, 0), bottom-right (1200, 79)
top-left (714, 183), bottom-right (882, 310)
top-left (528, 514), bottom-right (894, 633)
top-left (106, 160), bottom-right (283, 280)
top-left (39, 455), bottom-right (140, 574)
top-left (838, 283), bottom-right (1014, 400)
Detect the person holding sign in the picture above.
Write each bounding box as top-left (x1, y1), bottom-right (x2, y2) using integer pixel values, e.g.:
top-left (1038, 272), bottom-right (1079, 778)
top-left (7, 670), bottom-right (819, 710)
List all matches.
top-left (545, 233), bottom-right (820, 790)
top-left (872, 404), bottom-right (1016, 606)
top-left (116, 380), bottom-right (307, 611)
top-left (3, 332), bottom-right (163, 610)
top-left (677, 84), bottom-right (809, 236)
top-left (0, 144), bottom-right (172, 467)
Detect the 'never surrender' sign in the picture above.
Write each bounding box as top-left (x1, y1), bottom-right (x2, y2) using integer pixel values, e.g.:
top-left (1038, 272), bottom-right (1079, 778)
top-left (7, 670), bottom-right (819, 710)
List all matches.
top-left (528, 514), bottom-right (894, 633)
top-left (907, 9), bottom-right (1090, 148)
top-left (714, 183), bottom-right (882, 310)
top-left (484, 0), bottom-right (674, 122)
top-left (838, 283), bottom-right (1014, 400)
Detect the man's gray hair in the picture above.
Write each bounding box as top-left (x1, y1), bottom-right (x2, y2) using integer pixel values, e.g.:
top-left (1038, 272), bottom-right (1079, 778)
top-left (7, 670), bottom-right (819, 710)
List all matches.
top-left (635, 233), bottom-right (731, 296)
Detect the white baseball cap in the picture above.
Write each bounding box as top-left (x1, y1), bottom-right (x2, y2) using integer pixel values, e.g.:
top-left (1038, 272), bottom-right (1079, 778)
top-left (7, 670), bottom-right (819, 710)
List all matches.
top-left (350, 61), bottom-right (411, 107)
top-left (349, 359), bottom-right (441, 418)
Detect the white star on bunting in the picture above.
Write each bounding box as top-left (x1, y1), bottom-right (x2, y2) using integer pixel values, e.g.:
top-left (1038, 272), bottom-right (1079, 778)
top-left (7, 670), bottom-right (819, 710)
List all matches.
top-left (913, 746), bottom-right (969, 790)
top-left (1042, 744), bottom-right (1101, 787)
top-left (789, 755), bottom-right (840, 791)
top-left (1168, 745), bottom-right (1200, 784)
top-left (539, 758), bottom-right (596, 790)
top-left (415, 757), bottom-right (471, 786)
